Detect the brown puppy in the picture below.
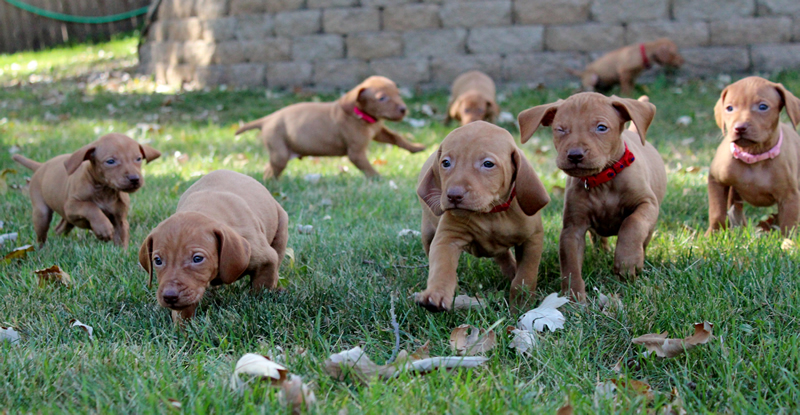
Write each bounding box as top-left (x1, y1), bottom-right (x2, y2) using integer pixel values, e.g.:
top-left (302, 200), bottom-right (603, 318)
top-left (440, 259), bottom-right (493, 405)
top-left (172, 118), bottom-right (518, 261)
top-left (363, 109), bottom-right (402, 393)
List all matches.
top-left (569, 38), bottom-right (684, 96)
top-left (12, 133), bottom-right (160, 248)
top-left (445, 70), bottom-right (499, 125)
top-left (518, 93), bottom-right (665, 301)
top-left (706, 76), bottom-right (800, 235)
top-left (416, 121), bottom-right (550, 313)
top-left (235, 76), bottom-right (426, 179)
top-left (138, 170), bottom-right (288, 322)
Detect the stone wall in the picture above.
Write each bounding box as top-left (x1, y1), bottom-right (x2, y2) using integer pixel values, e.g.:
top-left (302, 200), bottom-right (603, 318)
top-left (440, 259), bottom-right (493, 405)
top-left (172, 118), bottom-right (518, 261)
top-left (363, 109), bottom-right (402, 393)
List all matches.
top-left (139, 0), bottom-right (800, 89)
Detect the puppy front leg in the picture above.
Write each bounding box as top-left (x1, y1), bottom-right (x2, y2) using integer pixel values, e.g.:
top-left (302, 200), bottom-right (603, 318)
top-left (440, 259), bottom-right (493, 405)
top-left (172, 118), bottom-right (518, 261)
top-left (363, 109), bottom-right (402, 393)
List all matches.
top-left (727, 188), bottom-right (745, 228)
top-left (251, 246), bottom-right (281, 291)
top-left (560, 225), bottom-right (588, 302)
top-left (510, 235), bottom-right (544, 314)
top-left (374, 128), bottom-right (426, 153)
top-left (706, 174), bottom-right (730, 235)
top-left (112, 215), bottom-right (130, 249)
top-left (614, 202), bottom-right (659, 280)
top-left (171, 304), bottom-right (198, 325)
top-left (416, 232), bottom-right (467, 312)
top-left (618, 71), bottom-right (635, 96)
top-left (778, 190), bottom-right (800, 235)
top-left (347, 148), bottom-right (380, 178)
top-left (65, 200), bottom-right (114, 242)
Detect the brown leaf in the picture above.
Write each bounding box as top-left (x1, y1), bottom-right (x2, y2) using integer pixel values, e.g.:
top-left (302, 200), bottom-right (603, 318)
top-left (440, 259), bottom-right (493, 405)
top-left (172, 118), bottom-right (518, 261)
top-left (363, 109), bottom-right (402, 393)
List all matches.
top-left (167, 399), bottom-right (181, 409)
top-left (2, 244), bottom-right (34, 263)
top-left (278, 374), bottom-right (316, 415)
top-left (610, 379), bottom-right (654, 401)
top-left (0, 168), bottom-right (15, 195)
top-left (69, 319), bottom-right (94, 339)
top-left (372, 158), bottom-right (388, 166)
top-left (452, 295), bottom-right (486, 310)
top-left (231, 353), bottom-right (288, 389)
top-left (632, 322), bottom-right (713, 358)
top-left (449, 325), bottom-right (497, 356)
top-left (35, 265), bottom-right (72, 287)
top-left (756, 213), bottom-right (779, 233)
top-left (556, 402), bottom-right (574, 415)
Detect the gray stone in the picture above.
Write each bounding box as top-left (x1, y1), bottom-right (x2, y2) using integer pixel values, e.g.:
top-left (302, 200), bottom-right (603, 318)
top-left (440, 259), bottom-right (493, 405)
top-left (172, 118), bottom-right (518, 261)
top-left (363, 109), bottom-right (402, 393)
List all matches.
top-left (752, 44), bottom-right (800, 72)
top-left (307, 0), bottom-right (357, 8)
top-left (148, 21), bottom-right (168, 42)
top-left (430, 54), bottom-right (502, 84)
top-left (795, 18), bottom-right (800, 41)
top-left (235, 15), bottom-right (275, 41)
top-left (267, 61), bottom-right (313, 87)
top-left (362, 0), bottom-right (412, 6)
top-left (229, 63), bottom-right (267, 87)
top-left (314, 59), bottom-right (370, 88)
top-left (182, 41), bottom-right (216, 65)
top-left (347, 32), bottom-right (403, 60)
top-left (230, 0), bottom-right (266, 15)
top-left (680, 47), bottom-right (750, 76)
top-left (467, 26), bottom-right (544, 54)
top-left (514, 0), bottom-right (590, 25)
top-left (591, 0), bottom-right (667, 23)
top-left (152, 42), bottom-right (181, 65)
top-left (625, 21), bottom-right (709, 47)
top-left (503, 52), bottom-right (586, 85)
top-left (323, 8), bottom-right (380, 34)
top-left (404, 28), bottom-right (467, 57)
top-left (166, 64), bottom-right (195, 88)
top-left (243, 38), bottom-right (292, 62)
top-left (195, 65), bottom-right (228, 86)
top-left (170, 18), bottom-right (204, 42)
top-left (545, 23), bottom-right (624, 52)
top-left (213, 41), bottom-right (246, 64)
top-left (201, 17), bottom-right (237, 42)
top-left (160, 0), bottom-right (195, 19)
top-left (292, 34), bottom-right (345, 61)
top-left (673, 0), bottom-right (755, 20)
top-left (370, 57), bottom-right (430, 86)
top-left (266, 0), bottom-right (305, 13)
top-left (383, 4), bottom-right (441, 31)
top-left (440, 1), bottom-right (511, 28)
top-left (710, 17), bottom-right (792, 46)
top-left (195, 0), bottom-right (228, 19)
top-left (274, 10), bottom-right (321, 37)
top-left (757, 0), bottom-right (800, 16)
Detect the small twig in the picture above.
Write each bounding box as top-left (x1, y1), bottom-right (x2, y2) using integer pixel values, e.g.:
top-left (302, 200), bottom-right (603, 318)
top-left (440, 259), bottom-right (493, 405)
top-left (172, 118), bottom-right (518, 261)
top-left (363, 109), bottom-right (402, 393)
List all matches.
top-left (387, 293), bottom-right (400, 364)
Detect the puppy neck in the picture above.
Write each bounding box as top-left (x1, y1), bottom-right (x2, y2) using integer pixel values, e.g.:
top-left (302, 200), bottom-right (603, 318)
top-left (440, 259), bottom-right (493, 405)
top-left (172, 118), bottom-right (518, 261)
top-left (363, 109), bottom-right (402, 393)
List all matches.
top-left (731, 128), bottom-right (783, 163)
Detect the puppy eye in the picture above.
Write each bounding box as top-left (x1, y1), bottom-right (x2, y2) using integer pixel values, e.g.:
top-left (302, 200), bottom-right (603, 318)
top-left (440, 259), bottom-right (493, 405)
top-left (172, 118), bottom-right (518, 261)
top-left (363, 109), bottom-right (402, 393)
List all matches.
top-left (378, 96), bottom-right (388, 102)
top-left (153, 256), bottom-right (163, 266)
top-left (758, 103), bottom-right (769, 111)
top-left (135, 156), bottom-right (143, 162)
top-left (192, 255), bottom-right (204, 264)
top-left (483, 160), bottom-right (495, 168)
top-left (596, 124), bottom-right (608, 133)
top-left (441, 159), bottom-right (452, 168)
top-left (105, 159), bottom-right (116, 165)
top-left (726, 105), bottom-right (734, 112)
top-left (555, 126), bottom-right (566, 134)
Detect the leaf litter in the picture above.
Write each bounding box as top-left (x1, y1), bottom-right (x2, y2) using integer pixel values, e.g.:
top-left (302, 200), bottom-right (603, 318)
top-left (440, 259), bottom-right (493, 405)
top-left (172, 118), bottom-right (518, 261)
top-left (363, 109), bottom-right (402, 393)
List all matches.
top-left (632, 321), bottom-right (714, 358)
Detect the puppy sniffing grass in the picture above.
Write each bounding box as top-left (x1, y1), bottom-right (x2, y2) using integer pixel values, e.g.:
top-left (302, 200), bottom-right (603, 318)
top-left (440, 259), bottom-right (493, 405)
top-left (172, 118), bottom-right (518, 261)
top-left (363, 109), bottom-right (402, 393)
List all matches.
top-left (445, 70), bottom-right (499, 126)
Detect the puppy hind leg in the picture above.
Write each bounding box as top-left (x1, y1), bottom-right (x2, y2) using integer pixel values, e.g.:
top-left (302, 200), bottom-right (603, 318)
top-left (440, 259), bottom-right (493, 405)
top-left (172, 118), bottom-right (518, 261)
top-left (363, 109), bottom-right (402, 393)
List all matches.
top-left (251, 247), bottom-right (281, 291)
top-left (494, 250), bottom-right (517, 280)
top-left (777, 191), bottom-right (800, 236)
top-left (263, 130), bottom-right (291, 180)
top-left (30, 189), bottom-right (52, 245)
top-left (54, 218), bottom-right (74, 235)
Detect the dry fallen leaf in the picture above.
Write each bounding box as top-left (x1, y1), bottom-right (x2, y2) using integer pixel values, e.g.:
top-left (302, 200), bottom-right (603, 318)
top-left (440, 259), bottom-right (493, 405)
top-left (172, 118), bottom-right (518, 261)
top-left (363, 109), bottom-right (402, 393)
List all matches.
top-left (69, 319), bottom-right (93, 339)
top-left (167, 399), bottom-right (181, 409)
top-left (1, 326), bottom-right (20, 344)
top-left (0, 168), bottom-right (15, 195)
top-left (278, 374), bottom-right (317, 414)
top-left (632, 321), bottom-right (713, 358)
top-left (593, 287), bottom-right (623, 314)
top-left (610, 379), bottom-right (654, 401)
top-left (230, 353), bottom-right (288, 391)
top-left (35, 265), bottom-right (72, 287)
top-left (756, 213), bottom-right (779, 233)
top-left (507, 327), bottom-right (536, 355)
top-left (781, 238), bottom-right (795, 252)
top-left (556, 401), bottom-right (574, 415)
top-left (2, 244), bottom-right (34, 263)
top-left (397, 229), bottom-right (421, 238)
top-left (449, 325), bottom-right (497, 356)
top-left (517, 293), bottom-right (569, 332)
top-left (452, 294), bottom-right (486, 310)
top-left (684, 166), bottom-right (701, 173)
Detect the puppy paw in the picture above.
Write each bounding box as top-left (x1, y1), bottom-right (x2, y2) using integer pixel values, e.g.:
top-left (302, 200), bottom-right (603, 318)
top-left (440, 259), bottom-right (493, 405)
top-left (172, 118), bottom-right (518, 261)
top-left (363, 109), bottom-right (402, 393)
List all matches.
top-left (407, 143), bottom-right (427, 153)
top-left (93, 223), bottom-right (114, 241)
top-left (415, 289), bottom-right (453, 312)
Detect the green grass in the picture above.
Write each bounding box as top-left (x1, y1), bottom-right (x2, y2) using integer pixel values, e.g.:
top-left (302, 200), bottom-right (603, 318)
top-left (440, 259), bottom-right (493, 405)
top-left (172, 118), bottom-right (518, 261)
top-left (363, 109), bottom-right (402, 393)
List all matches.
top-left (2, 35), bottom-right (800, 413)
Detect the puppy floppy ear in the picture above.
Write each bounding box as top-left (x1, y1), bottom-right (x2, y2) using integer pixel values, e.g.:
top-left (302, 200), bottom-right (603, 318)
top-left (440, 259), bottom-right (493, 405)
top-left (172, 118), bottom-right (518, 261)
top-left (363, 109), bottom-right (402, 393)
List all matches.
top-left (139, 144), bottom-right (161, 163)
top-left (611, 96), bottom-right (656, 145)
top-left (214, 225), bottom-right (251, 284)
top-left (417, 148), bottom-right (444, 216)
top-left (714, 87), bottom-right (729, 135)
top-left (774, 82), bottom-right (800, 129)
top-left (512, 149), bottom-right (550, 216)
top-left (485, 99), bottom-right (499, 122)
top-left (138, 233), bottom-right (154, 288)
top-left (517, 101), bottom-right (561, 144)
top-left (447, 97), bottom-right (463, 122)
top-left (64, 143), bottom-right (96, 175)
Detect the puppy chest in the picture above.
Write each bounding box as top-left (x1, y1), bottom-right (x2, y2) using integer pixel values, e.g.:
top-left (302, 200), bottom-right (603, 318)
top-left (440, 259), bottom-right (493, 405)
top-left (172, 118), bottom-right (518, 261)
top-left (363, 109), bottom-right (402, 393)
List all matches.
top-left (460, 222), bottom-right (533, 257)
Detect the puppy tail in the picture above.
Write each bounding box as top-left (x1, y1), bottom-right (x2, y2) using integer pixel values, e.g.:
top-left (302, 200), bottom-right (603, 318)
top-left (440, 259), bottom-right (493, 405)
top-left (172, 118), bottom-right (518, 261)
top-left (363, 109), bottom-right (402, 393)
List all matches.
top-left (234, 117), bottom-right (268, 135)
top-left (11, 154), bottom-right (42, 171)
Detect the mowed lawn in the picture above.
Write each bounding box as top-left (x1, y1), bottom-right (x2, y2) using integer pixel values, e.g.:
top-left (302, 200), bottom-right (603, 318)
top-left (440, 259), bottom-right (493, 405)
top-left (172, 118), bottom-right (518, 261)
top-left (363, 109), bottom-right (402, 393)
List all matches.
top-left (2, 35), bottom-right (800, 413)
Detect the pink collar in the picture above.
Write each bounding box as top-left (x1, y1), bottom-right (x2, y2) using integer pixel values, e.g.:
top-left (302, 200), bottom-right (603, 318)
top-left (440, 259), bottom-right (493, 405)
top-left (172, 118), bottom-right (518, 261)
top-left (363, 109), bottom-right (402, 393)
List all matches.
top-left (640, 43), bottom-right (651, 69)
top-left (353, 107), bottom-right (377, 124)
top-left (730, 130), bottom-right (783, 164)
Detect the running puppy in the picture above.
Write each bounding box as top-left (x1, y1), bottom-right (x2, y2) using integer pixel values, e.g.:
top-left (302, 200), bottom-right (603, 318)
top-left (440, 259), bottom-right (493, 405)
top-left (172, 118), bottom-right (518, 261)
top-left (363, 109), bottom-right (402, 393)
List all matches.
top-left (445, 70), bottom-right (499, 126)
top-left (518, 93), bottom-right (665, 301)
top-left (12, 133), bottom-right (160, 248)
top-left (235, 76), bottom-right (426, 179)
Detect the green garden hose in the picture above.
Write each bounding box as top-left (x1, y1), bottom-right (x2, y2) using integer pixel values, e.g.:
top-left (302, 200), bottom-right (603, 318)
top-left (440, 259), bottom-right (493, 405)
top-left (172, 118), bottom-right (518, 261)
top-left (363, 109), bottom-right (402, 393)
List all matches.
top-left (3, 0), bottom-right (149, 24)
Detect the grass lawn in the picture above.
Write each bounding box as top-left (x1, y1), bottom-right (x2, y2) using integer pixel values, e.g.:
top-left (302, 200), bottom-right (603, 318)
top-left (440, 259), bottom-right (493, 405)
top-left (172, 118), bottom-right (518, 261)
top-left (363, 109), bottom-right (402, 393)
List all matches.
top-left (2, 34), bottom-right (800, 413)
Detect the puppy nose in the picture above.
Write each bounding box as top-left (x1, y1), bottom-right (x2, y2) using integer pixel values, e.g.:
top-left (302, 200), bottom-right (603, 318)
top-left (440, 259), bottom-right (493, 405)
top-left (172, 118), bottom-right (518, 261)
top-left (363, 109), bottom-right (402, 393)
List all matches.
top-left (447, 187), bottom-right (465, 204)
top-left (162, 289), bottom-right (179, 305)
top-left (128, 175), bottom-right (141, 184)
top-left (567, 149), bottom-right (584, 164)
top-left (734, 123), bottom-right (748, 133)
top-left (398, 106), bottom-right (407, 115)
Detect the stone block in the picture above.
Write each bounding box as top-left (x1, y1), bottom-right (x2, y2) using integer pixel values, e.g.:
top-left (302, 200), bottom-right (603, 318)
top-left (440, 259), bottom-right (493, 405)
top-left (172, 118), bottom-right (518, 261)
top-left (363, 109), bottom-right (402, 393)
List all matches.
top-left (138, 43), bottom-right (154, 71)
top-left (266, 0), bottom-right (305, 13)
top-left (625, 21), bottom-right (709, 47)
top-left (347, 32), bottom-right (403, 60)
top-left (362, 0), bottom-right (413, 6)
top-left (267, 61), bottom-right (313, 87)
top-left (757, 0), bottom-right (800, 16)
top-left (383, 4), bottom-right (441, 31)
top-left (545, 23), bottom-right (624, 52)
top-left (514, 0), bottom-right (590, 25)
top-left (673, 0), bottom-right (754, 21)
top-left (230, 0), bottom-right (266, 15)
top-left (154, 63), bottom-right (169, 84)
top-left (235, 15), bottom-right (275, 40)
top-left (503, 52), bottom-right (586, 85)
top-left (795, 18), bottom-right (800, 41)
top-left (243, 38), bottom-right (292, 62)
top-left (148, 21), bottom-right (167, 42)
top-left (166, 64), bottom-right (195, 88)
top-left (404, 28), bottom-right (466, 57)
top-left (201, 17), bottom-right (237, 42)
top-left (710, 17), bottom-right (792, 46)
top-left (313, 59), bottom-right (370, 88)
top-left (274, 10), bottom-right (321, 37)
top-left (752, 44), bottom-right (800, 72)
top-left (440, 0), bottom-right (511, 28)
top-left (323, 8), bottom-right (380, 34)
top-left (591, 0), bottom-right (667, 23)
top-left (195, 65), bottom-right (228, 86)
top-left (430, 54), bottom-right (502, 84)
top-left (170, 18), bottom-right (204, 41)
top-left (229, 63), bottom-right (267, 87)
top-left (195, 0), bottom-right (228, 19)
top-left (212, 41), bottom-right (246, 64)
top-left (307, 0), bottom-right (357, 8)
top-left (370, 57), bottom-right (430, 86)
top-left (680, 47), bottom-right (750, 76)
top-left (467, 26), bottom-right (544, 54)
top-left (182, 41), bottom-right (216, 65)
top-left (292, 34), bottom-right (345, 61)
top-left (160, 0), bottom-right (195, 19)
top-left (152, 42), bottom-right (181, 65)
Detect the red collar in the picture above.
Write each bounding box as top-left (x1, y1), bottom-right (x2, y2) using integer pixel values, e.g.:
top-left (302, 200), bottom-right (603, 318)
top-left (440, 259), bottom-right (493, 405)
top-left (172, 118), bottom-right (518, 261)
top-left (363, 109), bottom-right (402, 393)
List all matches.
top-left (578, 144), bottom-right (636, 189)
top-left (353, 107), bottom-right (378, 124)
top-left (640, 43), bottom-right (651, 69)
top-left (489, 187), bottom-right (516, 213)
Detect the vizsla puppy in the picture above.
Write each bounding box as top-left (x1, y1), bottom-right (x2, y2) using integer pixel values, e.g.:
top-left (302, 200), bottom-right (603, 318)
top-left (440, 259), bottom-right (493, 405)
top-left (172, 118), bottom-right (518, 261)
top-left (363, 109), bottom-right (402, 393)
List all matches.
top-left (235, 76), bottom-right (426, 179)
top-left (518, 93), bottom-right (665, 301)
top-left (706, 76), bottom-right (800, 235)
top-left (416, 121), bottom-right (550, 313)
top-left (138, 170), bottom-right (288, 322)
top-left (568, 38), bottom-right (684, 96)
top-left (445, 70), bottom-right (499, 126)
top-left (12, 133), bottom-right (160, 248)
